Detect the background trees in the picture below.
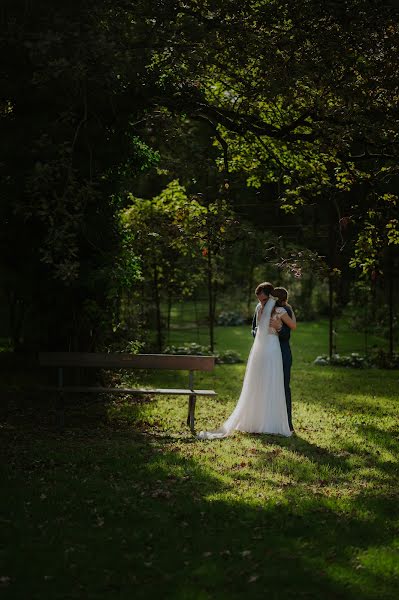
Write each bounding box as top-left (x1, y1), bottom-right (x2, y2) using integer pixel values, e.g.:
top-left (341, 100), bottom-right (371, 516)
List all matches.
top-left (1, 0), bottom-right (398, 353)
top-left (1, 0), bottom-right (159, 349)
top-left (121, 180), bottom-right (235, 351)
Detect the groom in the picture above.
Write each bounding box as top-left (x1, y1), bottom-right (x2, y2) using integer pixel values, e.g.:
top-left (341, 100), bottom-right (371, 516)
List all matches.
top-left (251, 283), bottom-right (296, 433)
top-left (274, 287), bottom-right (296, 433)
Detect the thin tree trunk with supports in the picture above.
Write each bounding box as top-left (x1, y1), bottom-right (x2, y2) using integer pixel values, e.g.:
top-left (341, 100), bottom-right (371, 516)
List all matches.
top-left (166, 292), bottom-right (172, 346)
top-left (388, 254), bottom-right (394, 358)
top-left (153, 262), bottom-right (163, 351)
top-left (247, 261), bottom-right (255, 318)
top-left (328, 274), bottom-right (334, 358)
top-left (328, 199), bottom-right (336, 359)
top-left (207, 245), bottom-right (215, 352)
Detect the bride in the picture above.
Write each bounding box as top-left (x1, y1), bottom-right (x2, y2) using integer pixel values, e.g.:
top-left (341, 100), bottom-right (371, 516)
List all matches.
top-left (198, 283), bottom-right (296, 439)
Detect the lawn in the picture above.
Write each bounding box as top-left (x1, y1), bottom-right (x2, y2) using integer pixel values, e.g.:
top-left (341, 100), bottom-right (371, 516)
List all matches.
top-left (1, 322), bottom-right (398, 599)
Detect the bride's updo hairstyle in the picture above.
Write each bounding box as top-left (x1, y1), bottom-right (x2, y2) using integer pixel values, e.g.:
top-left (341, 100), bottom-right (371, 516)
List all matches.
top-left (255, 281), bottom-right (274, 297)
top-left (274, 287), bottom-right (288, 306)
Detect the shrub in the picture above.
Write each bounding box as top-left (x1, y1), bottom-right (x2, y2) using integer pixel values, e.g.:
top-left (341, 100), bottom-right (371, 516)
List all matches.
top-left (215, 349), bottom-right (243, 364)
top-left (314, 353), bottom-right (369, 368)
top-left (216, 311), bottom-right (245, 326)
top-left (163, 342), bottom-right (212, 356)
top-left (368, 348), bottom-right (399, 369)
top-left (314, 351), bottom-right (399, 369)
top-left (163, 343), bottom-right (243, 364)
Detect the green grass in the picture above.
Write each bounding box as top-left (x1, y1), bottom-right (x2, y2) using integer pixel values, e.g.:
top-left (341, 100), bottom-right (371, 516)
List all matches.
top-left (1, 323), bottom-right (399, 599)
top-left (166, 318), bottom-right (388, 361)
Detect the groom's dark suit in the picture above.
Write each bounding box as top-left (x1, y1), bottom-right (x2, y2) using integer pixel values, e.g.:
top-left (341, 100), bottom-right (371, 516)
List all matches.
top-left (278, 306), bottom-right (293, 431)
top-left (252, 304), bottom-right (293, 431)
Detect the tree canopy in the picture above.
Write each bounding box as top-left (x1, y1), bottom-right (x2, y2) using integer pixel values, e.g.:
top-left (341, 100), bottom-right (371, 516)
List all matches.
top-left (2, 0), bottom-right (398, 350)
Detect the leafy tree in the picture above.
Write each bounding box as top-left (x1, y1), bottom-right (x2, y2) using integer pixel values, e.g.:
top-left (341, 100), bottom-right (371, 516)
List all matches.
top-left (145, 0), bottom-right (399, 272)
top-left (0, 0), bottom-right (159, 349)
top-left (3, 0), bottom-right (399, 354)
top-left (122, 180), bottom-right (236, 350)
top-left (122, 181), bottom-right (205, 350)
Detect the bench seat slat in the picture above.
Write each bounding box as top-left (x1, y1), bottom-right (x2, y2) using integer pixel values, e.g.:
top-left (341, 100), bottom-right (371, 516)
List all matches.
top-left (39, 353), bottom-right (215, 371)
top-left (41, 386), bottom-right (217, 396)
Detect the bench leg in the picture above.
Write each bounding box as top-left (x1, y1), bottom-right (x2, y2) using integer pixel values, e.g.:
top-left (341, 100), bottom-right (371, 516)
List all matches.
top-left (55, 391), bottom-right (65, 431)
top-left (56, 367), bottom-right (65, 431)
top-left (187, 394), bottom-right (196, 432)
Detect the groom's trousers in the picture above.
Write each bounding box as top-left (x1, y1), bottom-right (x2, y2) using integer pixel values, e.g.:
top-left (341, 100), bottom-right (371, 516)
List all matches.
top-left (280, 340), bottom-right (293, 430)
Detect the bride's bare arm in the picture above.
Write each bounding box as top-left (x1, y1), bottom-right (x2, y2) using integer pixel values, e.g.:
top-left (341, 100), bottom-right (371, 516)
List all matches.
top-left (286, 303), bottom-right (296, 325)
top-left (280, 311), bottom-right (297, 330)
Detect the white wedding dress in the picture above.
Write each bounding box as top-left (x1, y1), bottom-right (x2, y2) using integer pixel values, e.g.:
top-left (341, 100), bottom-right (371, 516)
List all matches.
top-left (198, 297), bottom-right (292, 439)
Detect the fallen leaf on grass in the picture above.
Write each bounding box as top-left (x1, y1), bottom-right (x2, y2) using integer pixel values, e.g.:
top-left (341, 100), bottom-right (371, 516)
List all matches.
top-left (151, 489), bottom-right (172, 499)
top-left (232, 461), bottom-right (252, 470)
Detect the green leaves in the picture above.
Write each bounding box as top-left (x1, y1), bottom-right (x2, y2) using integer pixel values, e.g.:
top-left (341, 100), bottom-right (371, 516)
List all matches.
top-left (349, 195), bottom-right (399, 277)
top-left (386, 220), bottom-right (399, 246)
top-left (143, 0), bottom-right (399, 275)
top-left (122, 180), bottom-right (235, 290)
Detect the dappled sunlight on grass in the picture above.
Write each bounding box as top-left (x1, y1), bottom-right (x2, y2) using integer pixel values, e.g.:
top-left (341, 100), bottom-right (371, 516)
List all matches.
top-left (1, 320), bottom-right (398, 599)
top-left (2, 405), bottom-right (398, 599)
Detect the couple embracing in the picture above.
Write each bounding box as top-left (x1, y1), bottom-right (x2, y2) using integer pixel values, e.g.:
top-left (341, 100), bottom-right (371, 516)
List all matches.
top-left (198, 282), bottom-right (296, 440)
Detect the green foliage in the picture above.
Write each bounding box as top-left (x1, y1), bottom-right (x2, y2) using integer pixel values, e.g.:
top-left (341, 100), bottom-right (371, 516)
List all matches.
top-left (368, 348), bottom-right (399, 370)
top-left (314, 350), bottom-right (399, 369)
top-left (164, 342), bottom-right (212, 355)
top-left (0, 1), bottom-right (164, 349)
top-left (349, 194), bottom-right (399, 277)
top-left (216, 311), bottom-right (245, 326)
top-left (215, 348), bottom-right (244, 364)
top-left (163, 342), bottom-right (243, 364)
top-left (121, 179), bottom-right (237, 348)
top-left (3, 0), bottom-right (399, 353)
top-left (121, 179), bottom-right (206, 294)
top-left (146, 0), bottom-right (399, 274)
top-left (314, 352), bottom-right (369, 368)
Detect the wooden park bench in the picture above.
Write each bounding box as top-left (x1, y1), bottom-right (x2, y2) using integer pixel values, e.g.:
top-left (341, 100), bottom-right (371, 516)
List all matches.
top-left (39, 352), bottom-right (217, 432)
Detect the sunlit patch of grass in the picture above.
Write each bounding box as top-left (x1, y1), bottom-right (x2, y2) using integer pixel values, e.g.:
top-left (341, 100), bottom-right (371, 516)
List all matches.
top-left (1, 322), bottom-right (398, 599)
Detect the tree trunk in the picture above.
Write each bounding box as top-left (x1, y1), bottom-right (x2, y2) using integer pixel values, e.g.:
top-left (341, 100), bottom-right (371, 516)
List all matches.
top-left (364, 288), bottom-right (369, 356)
top-left (388, 254), bottom-right (394, 358)
top-left (166, 292), bottom-right (172, 346)
top-left (328, 201), bottom-right (335, 358)
top-left (207, 246), bottom-right (214, 352)
top-left (246, 261), bottom-right (255, 318)
top-left (194, 295), bottom-right (200, 343)
top-left (8, 292), bottom-right (25, 351)
top-left (153, 262), bottom-right (163, 351)
top-left (328, 273), bottom-right (334, 358)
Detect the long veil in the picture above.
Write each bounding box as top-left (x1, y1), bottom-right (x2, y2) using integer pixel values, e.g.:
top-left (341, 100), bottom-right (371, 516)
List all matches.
top-left (197, 297), bottom-right (276, 440)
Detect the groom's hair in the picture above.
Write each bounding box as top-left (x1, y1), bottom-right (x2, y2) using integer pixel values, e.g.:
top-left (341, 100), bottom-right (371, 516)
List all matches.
top-left (255, 281), bottom-right (274, 296)
top-left (274, 287), bottom-right (288, 302)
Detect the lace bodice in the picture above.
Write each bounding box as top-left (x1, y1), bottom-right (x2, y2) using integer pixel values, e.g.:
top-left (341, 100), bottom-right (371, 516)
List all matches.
top-left (258, 305), bottom-right (287, 335)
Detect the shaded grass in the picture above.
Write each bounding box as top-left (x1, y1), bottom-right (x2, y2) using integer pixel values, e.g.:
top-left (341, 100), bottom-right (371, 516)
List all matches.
top-left (1, 324), bottom-right (399, 599)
